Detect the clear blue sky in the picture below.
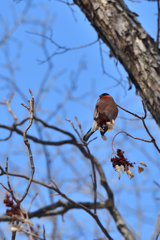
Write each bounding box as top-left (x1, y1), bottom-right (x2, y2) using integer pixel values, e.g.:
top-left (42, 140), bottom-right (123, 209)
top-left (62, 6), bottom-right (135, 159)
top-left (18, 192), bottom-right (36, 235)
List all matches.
top-left (0, 1), bottom-right (159, 239)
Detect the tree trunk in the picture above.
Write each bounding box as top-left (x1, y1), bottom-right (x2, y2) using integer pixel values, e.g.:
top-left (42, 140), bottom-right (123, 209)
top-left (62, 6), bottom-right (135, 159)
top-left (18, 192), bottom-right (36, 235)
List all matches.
top-left (74, 0), bottom-right (160, 126)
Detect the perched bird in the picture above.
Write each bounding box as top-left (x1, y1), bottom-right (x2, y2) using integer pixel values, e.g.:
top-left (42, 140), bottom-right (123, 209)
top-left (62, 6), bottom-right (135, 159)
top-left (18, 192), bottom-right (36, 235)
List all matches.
top-left (83, 93), bottom-right (118, 142)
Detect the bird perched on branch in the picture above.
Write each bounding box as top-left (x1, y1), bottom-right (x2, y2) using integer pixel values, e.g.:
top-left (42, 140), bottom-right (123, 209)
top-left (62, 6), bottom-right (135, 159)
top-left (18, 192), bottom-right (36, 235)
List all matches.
top-left (83, 93), bottom-right (118, 142)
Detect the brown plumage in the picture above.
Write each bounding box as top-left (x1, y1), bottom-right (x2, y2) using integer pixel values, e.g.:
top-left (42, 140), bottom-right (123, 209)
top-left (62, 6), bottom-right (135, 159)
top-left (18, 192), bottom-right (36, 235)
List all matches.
top-left (83, 93), bottom-right (118, 141)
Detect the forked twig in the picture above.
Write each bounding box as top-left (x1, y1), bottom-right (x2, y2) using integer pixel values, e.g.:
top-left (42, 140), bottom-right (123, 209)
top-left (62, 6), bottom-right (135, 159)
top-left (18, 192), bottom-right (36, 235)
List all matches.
top-left (50, 180), bottom-right (113, 240)
top-left (116, 100), bottom-right (160, 153)
top-left (66, 117), bottom-right (97, 215)
top-left (0, 92), bottom-right (18, 123)
top-left (0, 89), bottom-right (35, 205)
top-left (5, 157), bottom-right (18, 203)
top-left (112, 131), bottom-right (153, 154)
top-left (18, 89), bottom-right (35, 203)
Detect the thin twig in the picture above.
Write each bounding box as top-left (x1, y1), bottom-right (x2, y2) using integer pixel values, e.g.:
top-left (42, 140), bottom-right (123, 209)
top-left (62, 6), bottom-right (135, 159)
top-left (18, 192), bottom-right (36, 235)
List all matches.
top-left (18, 89), bottom-right (35, 203)
top-left (50, 180), bottom-right (113, 240)
top-left (75, 116), bottom-right (84, 137)
top-left (65, 118), bottom-right (83, 141)
top-left (0, 131), bottom-right (13, 142)
top-left (27, 30), bottom-right (98, 64)
top-left (5, 157), bottom-right (18, 203)
top-left (23, 192), bottom-right (37, 240)
top-left (116, 103), bottom-right (142, 119)
top-left (12, 226), bottom-right (44, 240)
top-left (0, 92), bottom-right (18, 123)
top-left (43, 225), bottom-right (46, 240)
top-left (75, 117), bottom-right (97, 214)
top-left (0, 182), bottom-right (10, 192)
top-left (117, 100), bottom-right (160, 153)
top-left (0, 163), bottom-right (134, 239)
top-left (112, 131), bottom-right (153, 153)
top-left (28, 190), bottom-right (39, 213)
top-left (0, 89), bottom-right (35, 207)
top-left (66, 117), bottom-right (97, 215)
top-left (0, 89), bottom-right (36, 204)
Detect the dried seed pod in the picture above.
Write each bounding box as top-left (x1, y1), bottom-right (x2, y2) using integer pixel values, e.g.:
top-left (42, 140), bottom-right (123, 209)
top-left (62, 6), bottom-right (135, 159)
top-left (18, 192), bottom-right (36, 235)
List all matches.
top-left (11, 224), bottom-right (23, 232)
top-left (118, 172), bottom-right (121, 180)
top-left (116, 165), bottom-right (121, 173)
top-left (13, 215), bottom-right (34, 226)
top-left (138, 166), bottom-right (144, 173)
top-left (129, 165), bottom-right (134, 168)
top-left (126, 169), bottom-right (134, 179)
top-left (139, 161), bottom-right (147, 167)
top-left (121, 165), bottom-right (124, 174)
top-left (127, 169), bottom-right (133, 175)
top-left (124, 166), bottom-right (129, 172)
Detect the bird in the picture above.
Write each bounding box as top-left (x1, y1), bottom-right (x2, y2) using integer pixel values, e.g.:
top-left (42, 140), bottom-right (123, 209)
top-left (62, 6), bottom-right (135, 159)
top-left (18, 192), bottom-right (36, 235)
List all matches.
top-left (83, 93), bottom-right (118, 142)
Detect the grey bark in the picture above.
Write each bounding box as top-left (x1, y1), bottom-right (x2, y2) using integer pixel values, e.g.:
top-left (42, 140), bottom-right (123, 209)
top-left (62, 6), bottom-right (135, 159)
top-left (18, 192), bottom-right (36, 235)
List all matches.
top-left (74, 0), bottom-right (160, 126)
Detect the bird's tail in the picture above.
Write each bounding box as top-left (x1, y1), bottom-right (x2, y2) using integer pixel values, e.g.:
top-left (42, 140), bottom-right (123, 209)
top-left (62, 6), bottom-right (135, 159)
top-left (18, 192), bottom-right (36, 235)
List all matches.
top-left (83, 128), bottom-right (94, 142)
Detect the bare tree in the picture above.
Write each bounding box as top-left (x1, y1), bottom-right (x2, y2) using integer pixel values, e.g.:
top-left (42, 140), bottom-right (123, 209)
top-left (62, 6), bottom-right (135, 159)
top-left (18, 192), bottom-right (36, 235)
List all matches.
top-left (73, 0), bottom-right (160, 126)
top-left (0, 1), bottom-right (160, 240)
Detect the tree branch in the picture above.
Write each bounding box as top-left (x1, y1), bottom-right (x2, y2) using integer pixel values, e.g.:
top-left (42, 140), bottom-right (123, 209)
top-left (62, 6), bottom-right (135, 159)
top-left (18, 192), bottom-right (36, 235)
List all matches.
top-left (73, 0), bottom-right (160, 127)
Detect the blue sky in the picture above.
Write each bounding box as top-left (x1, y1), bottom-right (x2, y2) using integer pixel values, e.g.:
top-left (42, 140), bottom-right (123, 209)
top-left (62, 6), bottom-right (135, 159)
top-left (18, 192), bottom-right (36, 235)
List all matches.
top-left (0, 0), bottom-right (160, 239)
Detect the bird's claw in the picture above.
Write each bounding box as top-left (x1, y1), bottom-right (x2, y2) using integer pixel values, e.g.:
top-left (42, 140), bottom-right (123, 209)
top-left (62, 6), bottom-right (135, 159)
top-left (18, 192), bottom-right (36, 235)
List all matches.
top-left (99, 126), bottom-right (104, 132)
top-left (106, 121), bottom-right (114, 132)
top-left (101, 135), bottom-right (107, 141)
top-left (94, 123), bottom-right (98, 131)
top-left (108, 125), bottom-right (113, 132)
top-left (106, 121), bottom-right (112, 126)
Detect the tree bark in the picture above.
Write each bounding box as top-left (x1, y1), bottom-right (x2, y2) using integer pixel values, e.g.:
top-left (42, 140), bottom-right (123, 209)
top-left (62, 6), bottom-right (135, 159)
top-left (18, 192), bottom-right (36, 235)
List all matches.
top-left (74, 0), bottom-right (160, 126)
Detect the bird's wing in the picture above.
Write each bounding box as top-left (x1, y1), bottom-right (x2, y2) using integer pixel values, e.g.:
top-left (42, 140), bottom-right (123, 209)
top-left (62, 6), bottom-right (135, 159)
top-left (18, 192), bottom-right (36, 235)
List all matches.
top-left (94, 100), bottom-right (109, 118)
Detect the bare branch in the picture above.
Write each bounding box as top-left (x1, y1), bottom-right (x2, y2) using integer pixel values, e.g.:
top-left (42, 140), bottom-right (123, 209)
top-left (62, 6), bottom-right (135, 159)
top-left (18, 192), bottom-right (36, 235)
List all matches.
top-left (66, 117), bottom-right (98, 214)
top-left (27, 191), bottom-right (39, 213)
top-left (5, 157), bottom-right (18, 203)
top-left (0, 92), bottom-right (18, 123)
top-left (18, 89), bottom-right (35, 204)
top-left (26, 31), bottom-right (99, 64)
top-left (0, 164), bottom-right (135, 240)
top-left (117, 100), bottom-right (160, 153)
top-left (0, 1), bottom-right (31, 46)
top-left (50, 180), bottom-right (113, 240)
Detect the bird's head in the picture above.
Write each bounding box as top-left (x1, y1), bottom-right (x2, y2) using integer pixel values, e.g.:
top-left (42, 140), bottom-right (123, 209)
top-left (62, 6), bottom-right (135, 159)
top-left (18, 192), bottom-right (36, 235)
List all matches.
top-left (99, 93), bottom-right (110, 99)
